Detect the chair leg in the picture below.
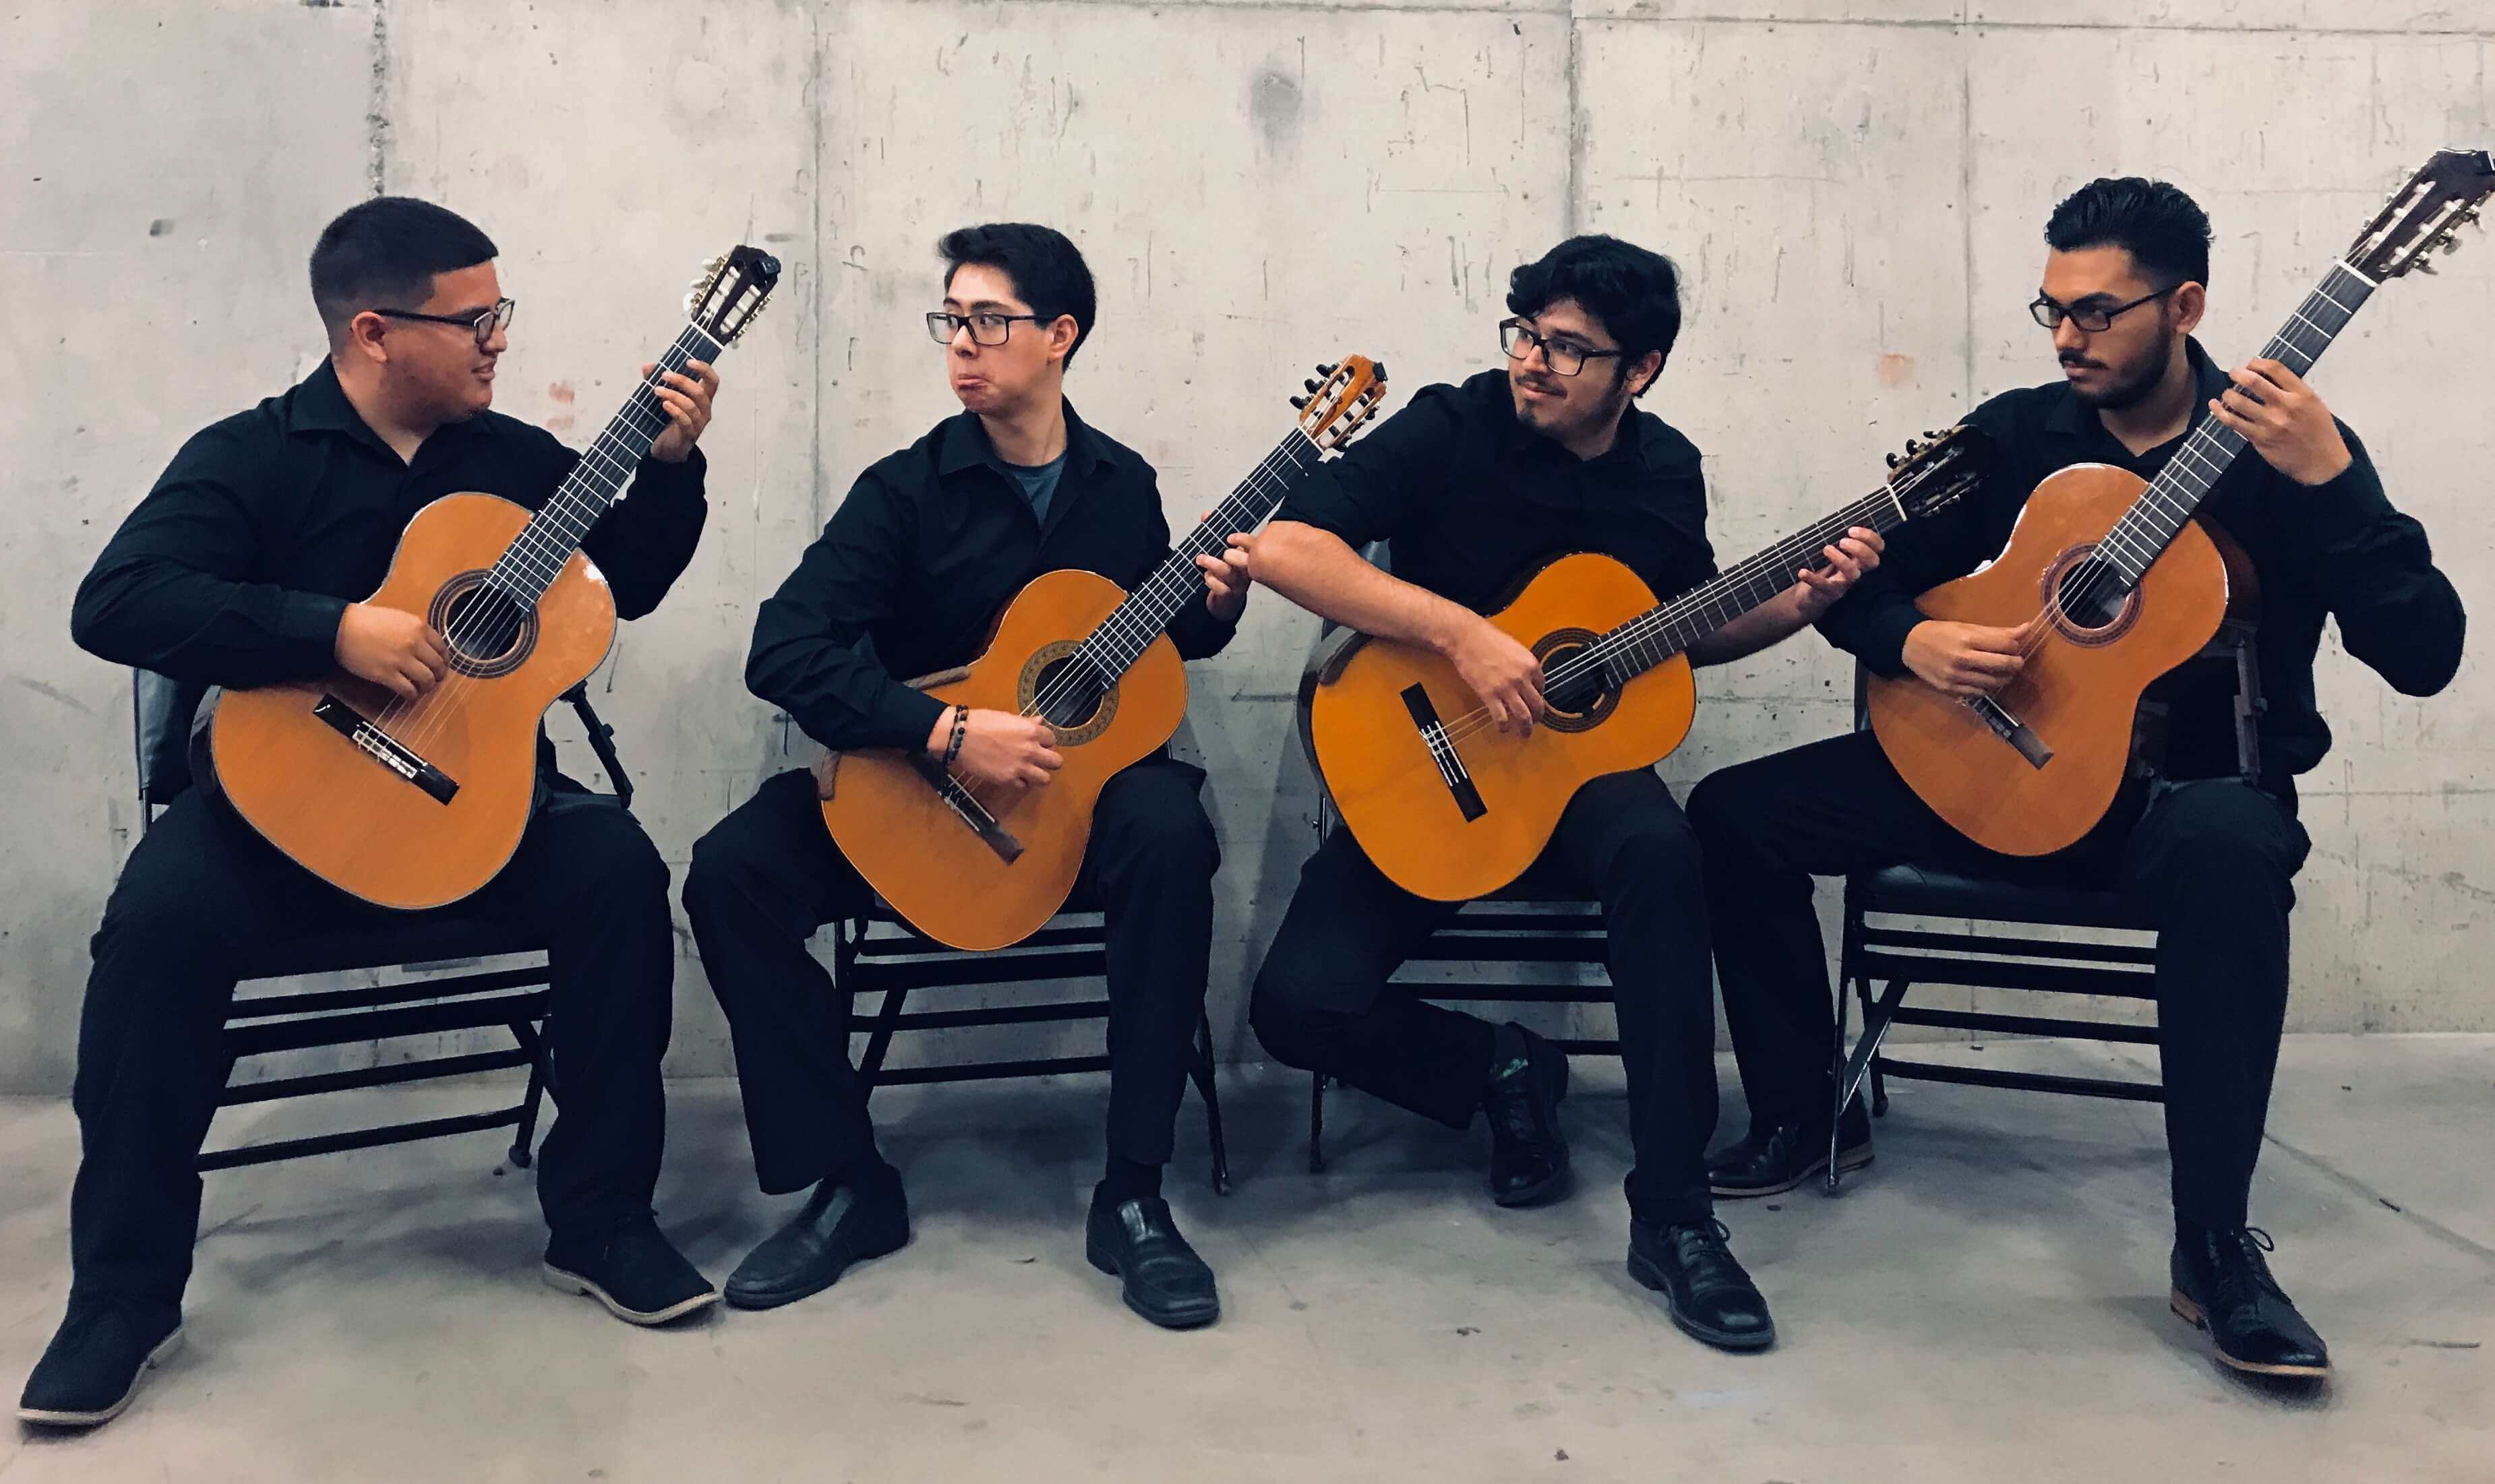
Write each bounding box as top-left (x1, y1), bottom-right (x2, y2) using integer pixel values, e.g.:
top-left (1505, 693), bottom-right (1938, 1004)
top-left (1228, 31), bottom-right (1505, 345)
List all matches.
top-left (1855, 972), bottom-right (1890, 1117)
top-left (1190, 1012), bottom-right (1232, 1196)
top-left (1824, 975), bottom-right (1913, 1198)
top-left (1826, 972), bottom-right (1853, 1194)
top-left (1308, 1074), bottom-right (1329, 1175)
top-left (508, 1019), bottom-right (550, 1169)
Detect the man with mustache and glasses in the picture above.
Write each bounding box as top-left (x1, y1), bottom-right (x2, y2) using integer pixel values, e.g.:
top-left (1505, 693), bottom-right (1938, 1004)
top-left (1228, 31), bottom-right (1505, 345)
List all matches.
top-left (1688, 178), bottom-right (2464, 1382)
top-left (1242, 236), bottom-right (1884, 1353)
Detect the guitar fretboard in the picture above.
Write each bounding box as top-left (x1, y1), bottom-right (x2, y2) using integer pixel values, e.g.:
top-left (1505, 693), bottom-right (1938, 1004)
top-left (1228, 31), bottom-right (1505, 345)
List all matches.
top-left (487, 323), bottom-right (725, 603)
top-left (2096, 261), bottom-right (2377, 584)
top-left (1071, 431), bottom-right (1324, 677)
top-left (1592, 485), bottom-right (1919, 681)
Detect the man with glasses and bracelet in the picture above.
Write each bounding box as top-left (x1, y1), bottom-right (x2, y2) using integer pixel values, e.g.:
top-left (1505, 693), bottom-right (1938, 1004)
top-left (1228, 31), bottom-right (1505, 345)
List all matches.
top-left (26, 197), bottom-right (725, 1429)
top-left (1688, 178), bottom-right (2463, 1381)
top-left (680, 222), bottom-right (1251, 1330)
top-left (1240, 235), bottom-right (1884, 1353)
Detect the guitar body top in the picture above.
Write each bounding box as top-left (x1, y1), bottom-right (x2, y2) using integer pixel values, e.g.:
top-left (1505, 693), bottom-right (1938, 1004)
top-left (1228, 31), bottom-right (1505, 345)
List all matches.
top-left (1306, 552), bottom-right (1695, 902)
top-left (820, 567), bottom-right (1189, 952)
top-left (1867, 463), bottom-right (2240, 857)
top-left (202, 493), bottom-right (617, 910)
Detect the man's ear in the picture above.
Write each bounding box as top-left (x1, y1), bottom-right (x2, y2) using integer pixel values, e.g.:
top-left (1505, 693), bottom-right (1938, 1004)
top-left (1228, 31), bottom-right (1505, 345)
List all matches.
top-left (340, 310), bottom-right (391, 367)
top-left (1627, 349), bottom-right (1665, 398)
top-left (2170, 281), bottom-right (2207, 338)
top-left (1046, 314), bottom-right (1081, 367)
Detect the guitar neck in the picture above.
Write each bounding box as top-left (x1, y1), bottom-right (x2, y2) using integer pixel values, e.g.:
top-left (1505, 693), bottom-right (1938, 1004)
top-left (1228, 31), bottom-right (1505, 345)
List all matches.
top-left (487, 323), bottom-right (726, 602)
top-left (1594, 485), bottom-right (1914, 680)
top-left (1074, 429), bottom-right (1325, 677)
top-left (2098, 261), bottom-right (2378, 583)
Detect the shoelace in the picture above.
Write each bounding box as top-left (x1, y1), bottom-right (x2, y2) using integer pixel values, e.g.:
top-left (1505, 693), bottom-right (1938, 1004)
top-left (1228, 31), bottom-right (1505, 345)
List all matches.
top-left (1668, 1220), bottom-right (1747, 1297)
top-left (2209, 1226), bottom-right (2288, 1307)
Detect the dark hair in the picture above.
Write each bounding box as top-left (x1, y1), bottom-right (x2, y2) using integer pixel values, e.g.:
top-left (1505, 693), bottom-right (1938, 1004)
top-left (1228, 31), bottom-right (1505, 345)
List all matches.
top-left (1505, 235), bottom-right (1683, 392)
top-left (938, 223), bottom-right (1099, 367)
top-left (2044, 177), bottom-right (2212, 288)
top-left (309, 196), bottom-right (498, 344)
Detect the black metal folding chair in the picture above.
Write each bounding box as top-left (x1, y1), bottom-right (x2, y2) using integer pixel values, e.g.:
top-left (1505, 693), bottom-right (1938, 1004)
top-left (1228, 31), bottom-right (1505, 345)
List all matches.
top-left (132, 671), bottom-right (630, 1172)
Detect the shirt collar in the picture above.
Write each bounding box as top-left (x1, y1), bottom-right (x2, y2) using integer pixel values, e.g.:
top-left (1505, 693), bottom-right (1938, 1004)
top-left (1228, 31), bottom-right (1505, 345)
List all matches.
top-left (287, 357), bottom-right (499, 458)
top-left (1484, 367), bottom-right (1664, 474)
top-left (938, 398), bottom-right (1117, 481)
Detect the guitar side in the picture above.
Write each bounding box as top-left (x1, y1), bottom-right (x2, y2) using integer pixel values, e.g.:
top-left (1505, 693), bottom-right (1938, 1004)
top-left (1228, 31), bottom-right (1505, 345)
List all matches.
top-left (1308, 552), bottom-right (1695, 901)
top-left (202, 493), bottom-right (617, 909)
top-left (820, 568), bottom-right (1189, 951)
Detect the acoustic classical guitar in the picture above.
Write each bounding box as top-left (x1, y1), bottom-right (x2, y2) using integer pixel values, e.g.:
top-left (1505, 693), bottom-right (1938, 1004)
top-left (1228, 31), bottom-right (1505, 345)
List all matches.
top-left (1304, 427), bottom-right (1991, 902)
top-left (1869, 148), bottom-right (2495, 857)
top-left (820, 357), bottom-right (1389, 951)
top-left (199, 247), bottom-right (782, 908)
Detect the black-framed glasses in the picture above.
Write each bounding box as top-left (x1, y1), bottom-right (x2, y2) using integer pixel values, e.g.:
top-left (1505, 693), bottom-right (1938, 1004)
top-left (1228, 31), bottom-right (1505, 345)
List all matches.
top-left (373, 297), bottom-right (515, 348)
top-left (1499, 317), bottom-right (1623, 378)
top-left (927, 310), bottom-right (1043, 346)
top-left (2028, 285), bottom-right (2177, 332)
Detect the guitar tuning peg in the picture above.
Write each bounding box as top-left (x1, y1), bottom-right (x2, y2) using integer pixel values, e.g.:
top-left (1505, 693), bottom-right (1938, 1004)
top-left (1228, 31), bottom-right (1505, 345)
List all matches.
top-left (1373, 361), bottom-right (1387, 379)
top-left (1885, 452), bottom-right (1901, 468)
top-left (1290, 395), bottom-right (1309, 409)
top-left (1319, 361), bottom-right (1338, 374)
top-left (1305, 377), bottom-right (1321, 392)
top-left (2417, 257), bottom-right (2440, 274)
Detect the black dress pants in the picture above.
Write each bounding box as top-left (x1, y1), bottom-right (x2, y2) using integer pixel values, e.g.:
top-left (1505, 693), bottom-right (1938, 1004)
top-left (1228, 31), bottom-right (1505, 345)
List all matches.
top-left (1685, 731), bottom-right (2310, 1231)
top-left (682, 761), bottom-right (1219, 1196)
top-left (1250, 769), bottom-right (1718, 1227)
top-left (71, 784), bottom-right (678, 1311)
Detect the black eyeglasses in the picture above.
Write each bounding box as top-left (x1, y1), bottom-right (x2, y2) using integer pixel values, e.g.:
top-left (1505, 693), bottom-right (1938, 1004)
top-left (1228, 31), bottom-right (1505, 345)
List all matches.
top-left (373, 297), bottom-right (515, 348)
top-left (2028, 285), bottom-right (2177, 333)
top-left (927, 310), bottom-right (1044, 346)
top-left (1499, 317), bottom-right (1623, 378)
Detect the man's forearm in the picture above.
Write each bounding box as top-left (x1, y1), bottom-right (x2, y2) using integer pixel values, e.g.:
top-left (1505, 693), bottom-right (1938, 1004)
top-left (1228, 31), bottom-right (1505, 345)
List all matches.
top-left (1686, 588), bottom-right (1814, 668)
top-left (1249, 520), bottom-right (1478, 656)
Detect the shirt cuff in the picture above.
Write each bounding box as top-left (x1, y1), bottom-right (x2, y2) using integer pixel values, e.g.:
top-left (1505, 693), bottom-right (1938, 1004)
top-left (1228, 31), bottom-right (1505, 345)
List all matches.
top-left (279, 592), bottom-right (351, 677)
top-left (2276, 453), bottom-right (2391, 551)
top-left (1820, 601), bottom-right (1923, 678)
top-left (632, 445), bottom-right (709, 500)
top-left (874, 685), bottom-right (952, 753)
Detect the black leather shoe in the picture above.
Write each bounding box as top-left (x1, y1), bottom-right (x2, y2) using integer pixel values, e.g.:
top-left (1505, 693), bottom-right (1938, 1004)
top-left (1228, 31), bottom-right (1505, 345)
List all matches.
top-left (543, 1219), bottom-right (720, 1326)
top-left (1627, 1218), bottom-right (1776, 1353)
top-left (1484, 1023), bottom-right (1571, 1208)
top-left (17, 1300), bottom-right (183, 1428)
top-left (1086, 1189), bottom-right (1220, 1330)
top-left (724, 1165), bottom-right (911, 1311)
top-left (1708, 1096), bottom-right (1872, 1198)
top-left (2170, 1226), bottom-right (2330, 1379)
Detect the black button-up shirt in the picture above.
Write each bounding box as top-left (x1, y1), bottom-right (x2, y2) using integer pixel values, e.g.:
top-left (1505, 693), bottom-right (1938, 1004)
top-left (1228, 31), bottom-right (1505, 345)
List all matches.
top-left (1275, 368), bottom-right (1717, 611)
top-left (749, 401), bottom-right (1238, 753)
top-left (73, 358), bottom-right (710, 698)
top-left (1817, 338), bottom-right (2464, 784)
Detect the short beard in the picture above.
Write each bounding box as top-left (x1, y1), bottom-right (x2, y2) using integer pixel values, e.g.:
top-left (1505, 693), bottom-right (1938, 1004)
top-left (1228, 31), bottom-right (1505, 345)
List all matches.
top-left (2068, 334), bottom-right (2174, 412)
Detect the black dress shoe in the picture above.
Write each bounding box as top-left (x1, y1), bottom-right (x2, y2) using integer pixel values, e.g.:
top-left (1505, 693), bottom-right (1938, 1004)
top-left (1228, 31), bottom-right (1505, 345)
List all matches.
top-left (1484, 1023), bottom-right (1571, 1208)
top-left (18, 1300), bottom-right (183, 1428)
top-left (2170, 1226), bottom-right (2331, 1379)
top-left (1708, 1096), bottom-right (1872, 1199)
top-left (543, 1218), bottom-right (721, 1326)
top-left (725, 1165), bottom-right (911, 1311)
top-left (1086, 1189), bottom-right (1220, 1330)
top-left (1627, 1218), bottom-right (1776, 1353)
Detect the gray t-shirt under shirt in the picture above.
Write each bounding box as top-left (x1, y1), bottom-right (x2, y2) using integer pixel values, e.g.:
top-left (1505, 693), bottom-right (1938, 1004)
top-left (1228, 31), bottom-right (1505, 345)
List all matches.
top-left (1004, 451), bottom-right (1068, 528)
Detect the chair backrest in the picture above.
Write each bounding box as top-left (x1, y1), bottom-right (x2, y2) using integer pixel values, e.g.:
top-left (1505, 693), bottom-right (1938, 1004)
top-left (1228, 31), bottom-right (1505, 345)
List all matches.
top-left (133, 670), bottom-right (204, 816)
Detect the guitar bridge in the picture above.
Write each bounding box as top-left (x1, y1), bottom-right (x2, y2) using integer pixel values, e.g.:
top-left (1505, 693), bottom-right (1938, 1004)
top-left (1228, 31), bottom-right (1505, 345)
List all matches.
top-left (907, 755), bottom-right (1026, 863)
top-left (313, 695), bottom-right (459, 803)
top-left (1403, 684), bottom-right (1487, 822)
top-left (1966, 695), bottom-right (2053, 770)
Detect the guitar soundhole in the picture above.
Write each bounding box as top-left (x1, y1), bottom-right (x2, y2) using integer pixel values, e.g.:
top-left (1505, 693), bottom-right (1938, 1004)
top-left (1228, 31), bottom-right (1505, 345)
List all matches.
top-left (2043, 548), bottom-right (2141, 646)
top-left (1533, 629), bottom-right (1618, 735)
top-left (1017, 640), bottom-right (1120, 745)
top-left (428, 570), bottom-right (539, 679)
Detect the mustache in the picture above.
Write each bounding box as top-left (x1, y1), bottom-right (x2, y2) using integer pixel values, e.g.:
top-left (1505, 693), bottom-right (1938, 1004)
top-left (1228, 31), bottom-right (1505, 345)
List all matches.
top-left (2058, 354), bottom-right (2103, 369)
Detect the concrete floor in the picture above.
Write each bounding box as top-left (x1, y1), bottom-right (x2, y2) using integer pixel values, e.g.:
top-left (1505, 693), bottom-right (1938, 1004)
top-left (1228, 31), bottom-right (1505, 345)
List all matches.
top-left (1, 1036), bottom-right (2490, 1483)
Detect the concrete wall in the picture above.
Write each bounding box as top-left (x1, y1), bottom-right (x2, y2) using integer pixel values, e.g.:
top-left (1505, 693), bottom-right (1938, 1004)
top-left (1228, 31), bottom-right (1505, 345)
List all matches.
top-left (3, 0), bottom-right (2490, 1092)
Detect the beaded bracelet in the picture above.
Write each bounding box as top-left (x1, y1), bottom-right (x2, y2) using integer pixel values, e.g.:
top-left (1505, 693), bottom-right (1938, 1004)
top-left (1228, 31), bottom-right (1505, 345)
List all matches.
top-left (942, 704), bottom-right (969, 768)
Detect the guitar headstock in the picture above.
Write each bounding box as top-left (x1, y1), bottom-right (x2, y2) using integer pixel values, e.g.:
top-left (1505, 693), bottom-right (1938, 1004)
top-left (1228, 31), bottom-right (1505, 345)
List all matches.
top-left (1290, 357), bottom-right (1389, 452)
top-left (2346, 148), bottom-right (2494, 282)
top-left (1882, 424), bottom-right (1992, 520)
top-left (686, 246), bottom-right (783, 345)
